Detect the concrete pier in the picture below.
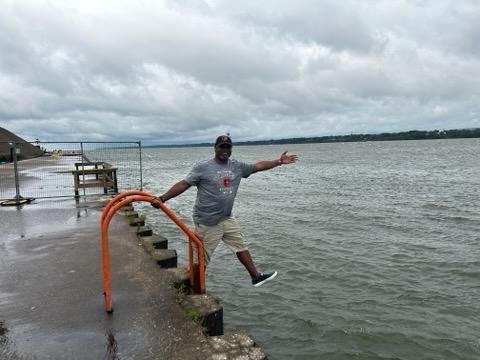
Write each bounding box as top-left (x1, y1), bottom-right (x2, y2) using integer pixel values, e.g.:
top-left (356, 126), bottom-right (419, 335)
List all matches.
top-left (0, 197), bottom-right (266, 359)
top-left (0, 198), bottom-right (213, 359)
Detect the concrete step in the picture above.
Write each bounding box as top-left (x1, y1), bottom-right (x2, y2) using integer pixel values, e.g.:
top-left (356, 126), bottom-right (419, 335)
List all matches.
top-left (141, 235), bottom-right (169, 255)
top-left (182, 294), bottom-right (223, 336)
top-left (152, 249), bottom-right (177, 268)
top-left (128, 216), bottom-right (145, 227)
top-left (136, 226), bottom-right (153, 237)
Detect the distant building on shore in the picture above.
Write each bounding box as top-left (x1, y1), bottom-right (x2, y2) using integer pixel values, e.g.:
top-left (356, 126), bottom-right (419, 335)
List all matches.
top-left (0, 127), bottom-right (44, 162)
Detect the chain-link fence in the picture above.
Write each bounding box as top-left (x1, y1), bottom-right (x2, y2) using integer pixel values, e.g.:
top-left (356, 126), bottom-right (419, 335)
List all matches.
top-left (0, 141), bottom-right (142, 201)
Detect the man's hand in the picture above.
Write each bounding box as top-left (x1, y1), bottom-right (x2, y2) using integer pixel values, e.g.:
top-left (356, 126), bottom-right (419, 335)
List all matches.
top-left (278, 151), bottom-right (298, 165)
top-left (151, 196), bottom-right (164, 208)
top-left (252, 151), bottom-right (298, 173)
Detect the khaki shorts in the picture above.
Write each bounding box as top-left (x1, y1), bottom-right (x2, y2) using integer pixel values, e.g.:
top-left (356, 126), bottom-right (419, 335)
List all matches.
top-left (195, 217), bottom-right (248, 263)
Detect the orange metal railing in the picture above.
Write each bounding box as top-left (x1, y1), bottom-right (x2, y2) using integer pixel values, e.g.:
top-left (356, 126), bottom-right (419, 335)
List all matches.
top-left (100, 190), bottom-right (205, 313)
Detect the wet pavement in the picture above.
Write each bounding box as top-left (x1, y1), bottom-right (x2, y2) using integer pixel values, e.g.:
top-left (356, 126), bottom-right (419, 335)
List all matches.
top-left (0, 197), bottom-right (214, 359)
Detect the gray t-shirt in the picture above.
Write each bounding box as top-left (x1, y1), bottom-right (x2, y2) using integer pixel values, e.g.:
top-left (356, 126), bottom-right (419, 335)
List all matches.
top-left (185, 158), bottom-right (254, 225)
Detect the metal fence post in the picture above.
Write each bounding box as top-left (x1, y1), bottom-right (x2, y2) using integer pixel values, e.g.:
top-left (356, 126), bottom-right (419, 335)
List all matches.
top-left (11, 141), bottom-right (22, 203)
top-left (138, 141), bottom-right (143, 191)
top-left (80, 142), bottom-right (87, 198)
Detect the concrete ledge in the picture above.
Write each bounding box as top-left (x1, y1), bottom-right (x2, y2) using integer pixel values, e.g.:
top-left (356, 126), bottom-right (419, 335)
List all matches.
top-left (123, 209), bottom-right (265, 356)
top-left (208, 332), bottom-right (267, 359)
top-left (124, 210), bottom-right (138, 218)
top-left (119, 204), bottom-right (134, 213)
top-left (183, 294), bottom-right (223, 336)
top-left (136, 226), bottom-right (153, 237)
top-left (142, 237), bottom-right (168, 256)
top-left (152, 249), bottom-right (177, 268)
top-left (128, 216), bottom-right (145, 227)
top-left (141, 235), bottom-right (168, 255)
top-left (166, 267), bottom-right (190, 289)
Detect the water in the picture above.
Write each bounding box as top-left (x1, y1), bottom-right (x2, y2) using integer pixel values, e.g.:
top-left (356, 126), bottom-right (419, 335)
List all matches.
top-left (136, 139), bottom-right (480, 360)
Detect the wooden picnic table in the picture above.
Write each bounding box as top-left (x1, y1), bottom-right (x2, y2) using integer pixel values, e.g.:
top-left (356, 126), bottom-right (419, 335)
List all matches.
top-left (71, 166), bottom-right (118, 198)
top-left (74, 161), bottom-right (106, 170)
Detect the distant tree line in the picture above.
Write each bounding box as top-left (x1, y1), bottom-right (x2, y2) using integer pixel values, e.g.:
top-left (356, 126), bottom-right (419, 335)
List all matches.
top-left (233, 128), bottom-right (480, 146)
top-left (144, 127), bottom-right (480, 148)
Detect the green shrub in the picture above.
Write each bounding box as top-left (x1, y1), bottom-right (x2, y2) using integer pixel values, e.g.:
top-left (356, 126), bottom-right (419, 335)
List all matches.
top-left (175, 282), bottom-right (189, 304)
top-left (185, 307), bottom-right (202, 323)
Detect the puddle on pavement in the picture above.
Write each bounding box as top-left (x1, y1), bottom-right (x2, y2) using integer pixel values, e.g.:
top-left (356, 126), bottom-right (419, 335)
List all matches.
top-left (0, 320), bottom-right (8, 336)
top-left (0, 320), bottom-right (20, 359)
top-left (105, 328), bottom-right (120, 360)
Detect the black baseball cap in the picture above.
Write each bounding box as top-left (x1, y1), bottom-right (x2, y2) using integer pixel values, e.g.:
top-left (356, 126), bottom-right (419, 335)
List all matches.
top-left (215, 135), bottom-right (233, 147)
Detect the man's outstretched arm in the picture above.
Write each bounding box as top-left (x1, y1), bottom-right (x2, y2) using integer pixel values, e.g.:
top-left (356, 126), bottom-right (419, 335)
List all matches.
top-left (252, 151), bottom-right (298, 173)
top-left (156, 180), bottom-right (191, 203)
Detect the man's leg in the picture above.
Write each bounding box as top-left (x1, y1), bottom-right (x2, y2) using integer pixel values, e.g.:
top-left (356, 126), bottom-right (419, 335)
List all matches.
top-left (223, 217), bottom-right (278, 286)
top-left (237, 249), bottom-right (278, 286)
top-left (236, 250), bottom-right (260, 278)
top-left (195, 223), bottom-right (223, 265)
top-left (221, 218), bottom-right (258, 277)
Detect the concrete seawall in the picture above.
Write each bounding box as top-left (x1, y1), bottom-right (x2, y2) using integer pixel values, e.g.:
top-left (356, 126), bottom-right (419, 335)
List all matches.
top-left (123, 201), bottom-right (268, 359)
top-left (0, 196), bottom-right (267, 359)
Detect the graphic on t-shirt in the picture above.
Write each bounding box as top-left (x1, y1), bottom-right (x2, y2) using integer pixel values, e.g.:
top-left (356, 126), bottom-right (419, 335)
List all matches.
top-left (222, 176), bottom-right (232, 188)
top-left (217, 170), bottom-right (234, 196)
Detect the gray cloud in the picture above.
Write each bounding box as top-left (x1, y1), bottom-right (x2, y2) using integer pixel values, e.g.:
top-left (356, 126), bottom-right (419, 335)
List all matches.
top-left (0, 0), bottom-right (479, 144)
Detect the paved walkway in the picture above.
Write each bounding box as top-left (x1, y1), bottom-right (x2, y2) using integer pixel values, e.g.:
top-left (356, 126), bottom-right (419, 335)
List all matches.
top-left (0, 197), bottom-right (213, 359)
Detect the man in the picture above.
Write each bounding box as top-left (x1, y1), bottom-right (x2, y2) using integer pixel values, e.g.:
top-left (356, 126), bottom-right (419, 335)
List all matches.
top-left (154, 135), bottom-right (298, 287)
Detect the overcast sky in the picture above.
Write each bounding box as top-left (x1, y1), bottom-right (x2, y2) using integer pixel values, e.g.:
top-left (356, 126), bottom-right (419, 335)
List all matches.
top-left (0, 0), bottom-right (479, 145)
